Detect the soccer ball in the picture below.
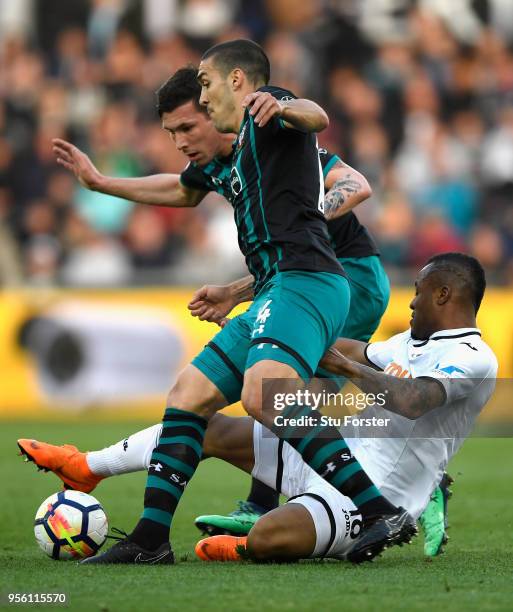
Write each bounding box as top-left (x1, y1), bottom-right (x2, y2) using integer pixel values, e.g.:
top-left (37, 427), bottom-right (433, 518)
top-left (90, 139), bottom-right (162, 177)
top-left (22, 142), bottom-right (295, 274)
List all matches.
top-left (34, 490), bottom-right (108, 560)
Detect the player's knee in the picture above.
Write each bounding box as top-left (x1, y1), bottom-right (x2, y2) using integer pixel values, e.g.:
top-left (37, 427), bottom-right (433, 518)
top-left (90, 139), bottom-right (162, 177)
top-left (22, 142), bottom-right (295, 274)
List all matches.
top-left (241, 384), bottom-right (262, 421)
top-left (242, 360), bottom-right (303, 426)
top-left (166, 371), bottom-right (193, 409)
top-left (166, 366), bottom-right (225, 418)
top-left (166, 384), bottom-right (215, 418)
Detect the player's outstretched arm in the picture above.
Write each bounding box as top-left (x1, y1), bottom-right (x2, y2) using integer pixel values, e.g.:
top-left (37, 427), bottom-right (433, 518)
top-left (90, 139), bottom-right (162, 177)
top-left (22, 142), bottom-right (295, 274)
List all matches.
top-left (319, 347), bottom-right (446, 419)
top-left (323, 338), bottom-right (371, 366)
top-left (242, 92), bottom-right (328, 132)
top-left (323, 160), bottom-right (373, 220)
top-left (188, 274), bottom-right (255, 325)
top-left (52, 138), bottom-right (206, 207)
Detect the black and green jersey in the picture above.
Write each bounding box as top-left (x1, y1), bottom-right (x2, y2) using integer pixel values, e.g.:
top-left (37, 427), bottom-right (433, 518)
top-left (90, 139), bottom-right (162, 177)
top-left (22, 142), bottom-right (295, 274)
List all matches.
top-left (180, 95), bottom-right (378, 291)
top-left (230, 85), bottom-right (346, 293)
top-left (180, 154), bottom-right (233, 202)
top-left (181, 150), bottom-right (378, 260)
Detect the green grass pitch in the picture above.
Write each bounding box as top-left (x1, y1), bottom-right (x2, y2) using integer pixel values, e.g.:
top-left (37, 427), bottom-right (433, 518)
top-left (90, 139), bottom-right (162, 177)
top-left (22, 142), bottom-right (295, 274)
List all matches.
top-left (1, 421), bottom-right (512, 611)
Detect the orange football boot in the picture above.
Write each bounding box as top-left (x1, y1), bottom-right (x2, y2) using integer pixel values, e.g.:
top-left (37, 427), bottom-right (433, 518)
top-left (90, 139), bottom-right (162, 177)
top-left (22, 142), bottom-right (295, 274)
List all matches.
top-left (17, 439), bottom-right (103, 493)
top-left (195, 535), bottom-right (248, 562)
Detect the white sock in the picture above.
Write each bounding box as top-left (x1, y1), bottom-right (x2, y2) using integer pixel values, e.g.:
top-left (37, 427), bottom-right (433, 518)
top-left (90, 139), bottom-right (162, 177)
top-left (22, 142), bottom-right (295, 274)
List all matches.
top-left (86, 424), bottom-right (162, 477)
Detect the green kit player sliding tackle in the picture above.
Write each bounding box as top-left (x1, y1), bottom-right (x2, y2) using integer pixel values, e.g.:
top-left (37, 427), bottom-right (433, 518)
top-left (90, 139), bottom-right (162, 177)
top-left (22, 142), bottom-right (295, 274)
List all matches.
top-left (48, 56), bottom-right (447, 555)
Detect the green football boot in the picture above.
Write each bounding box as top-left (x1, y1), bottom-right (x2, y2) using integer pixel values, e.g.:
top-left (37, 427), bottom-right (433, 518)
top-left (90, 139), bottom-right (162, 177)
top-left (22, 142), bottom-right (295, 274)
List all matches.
top-left (419, 474), bottom-right (453, 557)
top-left (195, 501), bottom-right (267, 536)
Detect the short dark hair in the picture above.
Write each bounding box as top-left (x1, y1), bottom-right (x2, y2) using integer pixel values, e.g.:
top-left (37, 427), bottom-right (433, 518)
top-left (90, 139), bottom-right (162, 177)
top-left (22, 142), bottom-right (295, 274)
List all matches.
top-left (201, 39), bottom-right (270, 86)
top-left (426, 252), bottom-right (486, 313)
top-left (156, 66), bottom-right (205, 117)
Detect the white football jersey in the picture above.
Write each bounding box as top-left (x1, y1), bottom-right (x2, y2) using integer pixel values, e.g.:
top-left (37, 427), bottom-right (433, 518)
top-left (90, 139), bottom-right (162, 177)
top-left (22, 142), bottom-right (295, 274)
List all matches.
top-left (344, 327), bottom-right (498, 518)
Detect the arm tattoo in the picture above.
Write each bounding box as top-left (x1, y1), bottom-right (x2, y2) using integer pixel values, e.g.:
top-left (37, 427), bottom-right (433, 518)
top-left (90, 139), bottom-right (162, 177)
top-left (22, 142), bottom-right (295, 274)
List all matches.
top-left (230, 274), bottom-right (255, 304)
top-left (324, 173), bottom-right (363, 220)
top-left (328, 160), bottom-right (347, 170)
top-left (348, 362), bottom-right (446, 419)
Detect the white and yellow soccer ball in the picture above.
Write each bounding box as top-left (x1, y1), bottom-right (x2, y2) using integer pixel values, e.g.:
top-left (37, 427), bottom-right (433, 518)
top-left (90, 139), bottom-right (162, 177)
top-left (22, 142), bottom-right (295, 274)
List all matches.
top-left (34, 490), bottom-right (108, 560)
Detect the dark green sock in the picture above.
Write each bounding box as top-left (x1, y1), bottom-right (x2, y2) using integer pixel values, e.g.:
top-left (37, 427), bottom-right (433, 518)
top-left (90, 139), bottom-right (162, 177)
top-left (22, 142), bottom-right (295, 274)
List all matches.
top-left (130, 407), bottom-right (207, 550)
top-left (276, 404), bottom-right (395, 519)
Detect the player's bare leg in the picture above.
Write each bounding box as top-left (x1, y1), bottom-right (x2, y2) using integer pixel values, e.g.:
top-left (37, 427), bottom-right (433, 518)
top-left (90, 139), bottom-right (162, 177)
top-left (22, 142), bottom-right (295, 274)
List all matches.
top-left (202, 414), bottom-right (255, 473)
top-left (196, 504), bottom-right (317, 562)
top-left (163, 364), bottom-right (228, 418)
top-left (248, 503), bottom-right (317, 560)
top-left (240, 359), bottom-right (301, 425)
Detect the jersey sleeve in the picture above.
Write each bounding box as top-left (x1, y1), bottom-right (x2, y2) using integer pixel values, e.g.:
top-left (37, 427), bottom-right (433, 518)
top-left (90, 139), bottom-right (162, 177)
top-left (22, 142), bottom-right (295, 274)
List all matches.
top-left (420, 343), bottom-right (498, 405)
top-left (365, 331), bottom-right (410, 371)
top-left (179, 163), bottom-right (212, 193)
top-left (319, 149), bottom-right (342, 179)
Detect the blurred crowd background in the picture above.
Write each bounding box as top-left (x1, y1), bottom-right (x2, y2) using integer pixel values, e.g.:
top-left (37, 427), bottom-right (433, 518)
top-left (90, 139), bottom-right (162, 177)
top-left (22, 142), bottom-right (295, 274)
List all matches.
top-left (1, 0), bottom-right (513, 288)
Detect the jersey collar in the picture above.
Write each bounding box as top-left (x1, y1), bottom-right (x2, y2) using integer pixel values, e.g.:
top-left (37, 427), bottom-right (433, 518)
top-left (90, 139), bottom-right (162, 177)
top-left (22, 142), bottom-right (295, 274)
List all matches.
top-left (411, 327), bottom-right (481, 347)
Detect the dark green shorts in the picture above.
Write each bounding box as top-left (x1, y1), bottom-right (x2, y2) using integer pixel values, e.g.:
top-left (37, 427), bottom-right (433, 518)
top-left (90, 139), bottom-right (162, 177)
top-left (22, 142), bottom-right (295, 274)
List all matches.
top-left (316, 255), bottom-right (390, 379)
top-left (192, 271), bottom-right (350, 404)
top-left (338, 255), bottom-right (390, 342)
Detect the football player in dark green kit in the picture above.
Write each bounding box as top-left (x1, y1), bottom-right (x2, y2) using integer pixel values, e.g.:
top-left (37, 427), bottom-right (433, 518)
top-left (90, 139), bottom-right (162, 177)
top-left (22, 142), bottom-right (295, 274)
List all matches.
top-left (51, 66), bottom-right (447, 557)
top-left (76, 40), bottom-right (415, 565)
top-left (51, 65), bottom-right (447, 558)
top-left (55, 45), bottom-right (417, 565)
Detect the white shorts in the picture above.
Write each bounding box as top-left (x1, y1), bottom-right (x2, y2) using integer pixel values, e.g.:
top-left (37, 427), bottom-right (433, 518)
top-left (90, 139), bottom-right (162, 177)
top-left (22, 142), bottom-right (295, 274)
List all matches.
top-left (251, 422), bottom-right (362, 559)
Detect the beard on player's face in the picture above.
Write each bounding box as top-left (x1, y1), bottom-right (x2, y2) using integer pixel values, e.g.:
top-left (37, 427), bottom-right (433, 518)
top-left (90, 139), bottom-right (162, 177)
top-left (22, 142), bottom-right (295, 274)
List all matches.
top-left (410, 312), bottom-right (437, 340)
top-left (410, 277), bottom-right (439, 340)
top-left (410, 293), bottom-right (442, 339)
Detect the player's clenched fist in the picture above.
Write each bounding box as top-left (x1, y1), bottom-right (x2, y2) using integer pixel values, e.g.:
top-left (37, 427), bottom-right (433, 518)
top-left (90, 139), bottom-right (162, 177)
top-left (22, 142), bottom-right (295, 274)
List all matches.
top-left (52, 138), bottom-right (103, 190)
top-left (242, 91), bottom-right (284, 128)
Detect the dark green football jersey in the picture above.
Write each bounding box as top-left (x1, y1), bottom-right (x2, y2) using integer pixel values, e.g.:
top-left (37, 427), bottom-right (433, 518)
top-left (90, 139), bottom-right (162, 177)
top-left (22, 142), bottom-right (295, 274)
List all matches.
top-left (180, 154), bottom-right (233, 202)
top-left (229, 85), bottom-right (346, 294)
top-left (180, 94), bottom-right (378, 292)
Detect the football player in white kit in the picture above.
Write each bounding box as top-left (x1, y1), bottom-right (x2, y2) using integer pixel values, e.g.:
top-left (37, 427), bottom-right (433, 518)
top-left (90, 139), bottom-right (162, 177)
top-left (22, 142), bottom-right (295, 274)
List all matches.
top-left (19, 253), bottom-right (497, 563)
top-left (191, 252), bottom-right (497, 562)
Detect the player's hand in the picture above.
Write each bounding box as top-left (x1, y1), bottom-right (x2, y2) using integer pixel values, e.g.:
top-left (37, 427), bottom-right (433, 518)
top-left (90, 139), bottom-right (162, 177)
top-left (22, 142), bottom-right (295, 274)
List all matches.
top-left (242, 92), bottom-right (283, 128)
top-left (188, 285), bottom-right (237, 325)
top-left (52, 138), bottom-right (103, 190)
top-left (319, 346), bottom-right (355, 376)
